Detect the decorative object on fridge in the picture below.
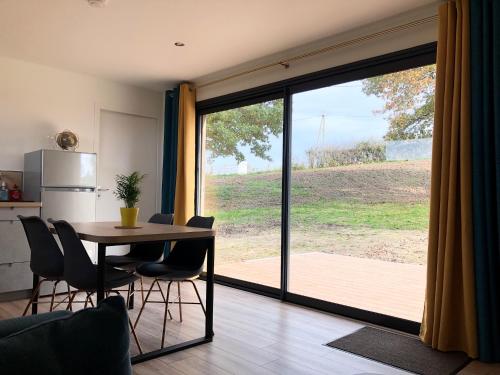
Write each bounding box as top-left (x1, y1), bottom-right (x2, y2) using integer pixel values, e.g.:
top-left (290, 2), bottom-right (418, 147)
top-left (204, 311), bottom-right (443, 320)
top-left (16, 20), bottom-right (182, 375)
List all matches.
top-left (113, 172), bottom-right (145, 228)
top-left (55, 130), bottom-right (79, 151)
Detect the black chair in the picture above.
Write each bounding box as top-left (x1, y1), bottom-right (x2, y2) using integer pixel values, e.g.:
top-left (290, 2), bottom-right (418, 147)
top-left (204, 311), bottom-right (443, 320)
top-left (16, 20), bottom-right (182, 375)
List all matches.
top-left (106, 213), bottom-right (173, 302)
top-left (49, 218), bottom-right (142, 353)
top-left (106, 213), bottom-right (174, 268)
top-left (134, 215), bottom-right (215, 348)
top-left (17, 215), bottom-right (71, 316)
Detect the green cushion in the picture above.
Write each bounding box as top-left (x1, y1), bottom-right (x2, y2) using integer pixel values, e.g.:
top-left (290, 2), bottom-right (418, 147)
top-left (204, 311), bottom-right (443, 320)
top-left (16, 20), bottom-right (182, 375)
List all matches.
top-left (0, 296), bottom-right (131, 375)
top-left (0, 310), bottom-right (71, 339)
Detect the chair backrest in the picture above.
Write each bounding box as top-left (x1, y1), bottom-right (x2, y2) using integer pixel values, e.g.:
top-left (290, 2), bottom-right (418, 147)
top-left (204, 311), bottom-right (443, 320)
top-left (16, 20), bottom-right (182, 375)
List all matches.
top-left (18, 215), bottom-right (64, 278)
top-left (165, 215), bottom-right (215, 272)
top-left (128, 213), bottom-right (174, 260)
top-left (49, 219), bottom-right (96, 289)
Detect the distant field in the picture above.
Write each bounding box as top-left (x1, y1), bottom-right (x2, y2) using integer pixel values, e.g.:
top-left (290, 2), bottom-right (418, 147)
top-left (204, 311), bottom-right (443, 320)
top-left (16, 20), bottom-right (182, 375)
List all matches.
top-left (205, 160), bottom-right (431, 229)
top-left (204, 160), bottom-right (431, 265)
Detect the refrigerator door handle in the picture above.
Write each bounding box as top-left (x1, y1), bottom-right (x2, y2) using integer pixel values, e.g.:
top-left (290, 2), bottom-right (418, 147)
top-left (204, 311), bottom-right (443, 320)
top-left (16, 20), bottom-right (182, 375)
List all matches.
top-left (42, 187), bottom-right (95, 193)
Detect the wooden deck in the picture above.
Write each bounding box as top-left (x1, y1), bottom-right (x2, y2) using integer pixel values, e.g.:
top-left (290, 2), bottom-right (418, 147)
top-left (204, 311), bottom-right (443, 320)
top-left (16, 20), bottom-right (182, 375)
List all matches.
top-left (216, 252), bottom-right (426, 322)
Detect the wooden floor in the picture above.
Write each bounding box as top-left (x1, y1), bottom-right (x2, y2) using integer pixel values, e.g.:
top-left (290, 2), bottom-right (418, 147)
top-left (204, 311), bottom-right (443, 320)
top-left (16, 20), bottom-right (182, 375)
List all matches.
top-left (0, 281), bottom-right (497, 374)
top-left (217, 252), bottom-right (426, 321)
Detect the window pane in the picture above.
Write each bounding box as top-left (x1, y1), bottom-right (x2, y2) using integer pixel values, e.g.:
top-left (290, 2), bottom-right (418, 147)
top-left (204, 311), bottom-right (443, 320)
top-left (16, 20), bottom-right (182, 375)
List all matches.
top-left (289, 65), bottom-right (435, 321)
top-left (201, 99), bottom-right (283, 288)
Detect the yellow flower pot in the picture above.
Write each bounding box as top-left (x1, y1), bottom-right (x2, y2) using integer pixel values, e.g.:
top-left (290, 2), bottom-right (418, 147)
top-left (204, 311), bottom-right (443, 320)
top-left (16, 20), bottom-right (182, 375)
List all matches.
top-left (120, 207), bottom-right (139, 228)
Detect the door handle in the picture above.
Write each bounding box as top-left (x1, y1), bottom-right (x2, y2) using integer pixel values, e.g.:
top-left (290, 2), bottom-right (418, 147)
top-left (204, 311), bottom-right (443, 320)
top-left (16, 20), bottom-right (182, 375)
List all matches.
top-left (96, 187), bottom-right (110, 198)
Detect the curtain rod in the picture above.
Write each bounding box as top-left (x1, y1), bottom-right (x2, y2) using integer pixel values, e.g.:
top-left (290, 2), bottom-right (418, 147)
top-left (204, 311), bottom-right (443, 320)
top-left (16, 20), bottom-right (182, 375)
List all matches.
top-left (195, 14), bottom-right (438, 89)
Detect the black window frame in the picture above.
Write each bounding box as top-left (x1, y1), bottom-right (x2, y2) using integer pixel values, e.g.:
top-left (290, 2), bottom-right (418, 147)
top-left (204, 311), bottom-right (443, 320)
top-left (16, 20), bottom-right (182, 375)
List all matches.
top-left (196, 42), bottom-right (437, 335)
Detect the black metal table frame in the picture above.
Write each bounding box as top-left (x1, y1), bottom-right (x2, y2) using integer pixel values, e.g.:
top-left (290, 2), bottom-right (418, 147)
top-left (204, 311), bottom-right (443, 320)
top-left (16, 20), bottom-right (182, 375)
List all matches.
top-left (32, 234), bottom-right (215, 364)
top-left (95, 236), bottom-right (215, 364)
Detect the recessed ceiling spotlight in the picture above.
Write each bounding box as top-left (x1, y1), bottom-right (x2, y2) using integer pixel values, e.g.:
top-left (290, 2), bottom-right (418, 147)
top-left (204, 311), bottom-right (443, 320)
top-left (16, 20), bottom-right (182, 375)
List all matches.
top-left (174, 42), bottom-right (185, 47)
top-left (87, 0), bottom-right (109, 7)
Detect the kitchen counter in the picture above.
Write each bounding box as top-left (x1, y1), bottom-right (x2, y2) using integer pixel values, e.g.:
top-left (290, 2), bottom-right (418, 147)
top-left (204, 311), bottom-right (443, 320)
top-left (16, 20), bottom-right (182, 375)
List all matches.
top-left (0, 202), bottom-right (42, 208)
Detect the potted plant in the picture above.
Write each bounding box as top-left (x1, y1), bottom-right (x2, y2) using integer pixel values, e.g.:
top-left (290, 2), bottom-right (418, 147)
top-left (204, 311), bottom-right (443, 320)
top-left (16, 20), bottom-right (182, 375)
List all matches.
top-left (113, 171), bottom-right (145, 228)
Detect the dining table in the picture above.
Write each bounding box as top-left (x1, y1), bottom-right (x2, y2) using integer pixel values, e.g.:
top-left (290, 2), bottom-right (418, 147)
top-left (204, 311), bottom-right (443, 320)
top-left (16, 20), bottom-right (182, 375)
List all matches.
top-left (48, 221), bottom-right (215, 364)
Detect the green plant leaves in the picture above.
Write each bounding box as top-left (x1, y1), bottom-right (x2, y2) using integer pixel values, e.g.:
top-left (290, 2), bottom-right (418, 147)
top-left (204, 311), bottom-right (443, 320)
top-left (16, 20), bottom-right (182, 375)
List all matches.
top-left (113, 171), bottom-right (146, 208)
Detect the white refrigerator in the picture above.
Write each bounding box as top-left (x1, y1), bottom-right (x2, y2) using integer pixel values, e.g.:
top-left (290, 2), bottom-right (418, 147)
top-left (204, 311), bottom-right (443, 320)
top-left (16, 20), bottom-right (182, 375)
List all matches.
top-left (24, 149), bottom-right (97, 262)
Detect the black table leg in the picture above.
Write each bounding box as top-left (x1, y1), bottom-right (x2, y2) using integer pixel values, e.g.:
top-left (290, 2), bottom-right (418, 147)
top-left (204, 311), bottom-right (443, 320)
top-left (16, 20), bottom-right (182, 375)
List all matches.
top-left (97, 243), bottom-right (106, 302)
top-left (31, 273), bottom-right (39, 315)
top-left (205, 236), bottom-right (214, 338)
top-left (131, 235), bottom-right (215, 365)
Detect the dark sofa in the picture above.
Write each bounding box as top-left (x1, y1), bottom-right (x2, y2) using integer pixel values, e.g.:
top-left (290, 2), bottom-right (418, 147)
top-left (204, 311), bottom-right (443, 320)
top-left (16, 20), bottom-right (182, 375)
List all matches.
top-left (0, 296), bottom-right (132, 375)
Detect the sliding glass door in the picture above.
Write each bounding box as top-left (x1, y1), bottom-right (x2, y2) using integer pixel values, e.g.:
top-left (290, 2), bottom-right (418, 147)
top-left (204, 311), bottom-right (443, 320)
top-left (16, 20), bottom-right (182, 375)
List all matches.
top-left (199, 99), bottom-right (284, 288)
top-left (289, 65), bottom-right (435, 322)
top-left (197, 44), bottom-right (437, 331)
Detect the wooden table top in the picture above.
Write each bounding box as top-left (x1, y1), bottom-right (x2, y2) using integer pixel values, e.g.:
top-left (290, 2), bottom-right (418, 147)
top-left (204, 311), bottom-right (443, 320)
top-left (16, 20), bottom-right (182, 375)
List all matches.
top-left (67, 221), bottom-right (215, 244)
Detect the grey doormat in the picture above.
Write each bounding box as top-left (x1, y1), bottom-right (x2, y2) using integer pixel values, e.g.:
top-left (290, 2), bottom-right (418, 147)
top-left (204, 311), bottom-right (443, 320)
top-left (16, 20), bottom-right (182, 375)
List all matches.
top-left (326, 327), bottom-right (470, 375)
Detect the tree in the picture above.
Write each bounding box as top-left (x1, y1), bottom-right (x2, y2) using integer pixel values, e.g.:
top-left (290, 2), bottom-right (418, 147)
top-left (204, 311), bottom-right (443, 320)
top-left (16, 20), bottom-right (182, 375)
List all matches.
top-left (205, 100), bottom-right (283, 162)
top-left (362, 65), bottom-right (436, 140)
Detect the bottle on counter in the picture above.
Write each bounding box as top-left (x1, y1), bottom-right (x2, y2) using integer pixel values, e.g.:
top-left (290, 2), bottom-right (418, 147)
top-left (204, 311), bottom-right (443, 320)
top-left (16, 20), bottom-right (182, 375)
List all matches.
top-left (0, 181), bottom-right (8, 201)
top-left (8, 184), bottom-right (22, 201)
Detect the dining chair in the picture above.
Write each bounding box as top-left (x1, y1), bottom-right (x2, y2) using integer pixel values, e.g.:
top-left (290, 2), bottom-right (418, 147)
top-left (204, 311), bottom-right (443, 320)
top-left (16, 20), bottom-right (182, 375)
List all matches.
top-left (17, 215), bottom-right (71, 316)
top-left (106, 213), bottom-right (174, 302)
top-left (49, 218), bottom-right (143, 353)
top-left (133, 215), bottom-right (215, 348)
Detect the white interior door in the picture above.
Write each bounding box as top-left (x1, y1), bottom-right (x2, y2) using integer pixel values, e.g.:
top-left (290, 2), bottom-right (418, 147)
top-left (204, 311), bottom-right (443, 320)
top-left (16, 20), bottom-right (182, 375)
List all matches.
top-left (96, 110), bottom-right (160, 255)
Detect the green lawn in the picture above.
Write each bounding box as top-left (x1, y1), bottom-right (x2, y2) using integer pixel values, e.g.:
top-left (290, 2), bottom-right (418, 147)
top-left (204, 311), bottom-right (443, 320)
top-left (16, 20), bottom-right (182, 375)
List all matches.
top-left (208, 200), bottom-right (430, 231)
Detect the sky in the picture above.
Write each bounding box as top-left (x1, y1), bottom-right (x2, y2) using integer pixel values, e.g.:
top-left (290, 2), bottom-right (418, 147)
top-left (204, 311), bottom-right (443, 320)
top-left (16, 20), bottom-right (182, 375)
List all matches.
top-left (206, 80), bottom-right (389, 174)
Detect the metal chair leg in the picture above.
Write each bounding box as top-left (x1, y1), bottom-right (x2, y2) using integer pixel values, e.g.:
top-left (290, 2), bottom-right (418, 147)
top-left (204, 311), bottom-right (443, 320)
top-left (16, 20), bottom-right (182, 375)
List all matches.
top-left (67, 284), bottom-right (73, 312)
top-left (155, 280), bottom-right (173, 320)
top-left (67, 291), bottom-right (78, 311)
top-left (128, 317), bottom-right (143, 354)
top-left (161, 281), bottom-right (172, 349)
top-left (49, 280), bottom-right (60, 312)
top-left (177, 281), bottom-right (183, 322)
top-left (134, 279), bottom-right (157, 329)
top-left (139, 276), bottom-right (145, 304)
top-left (87, 292), bottom-right (95, 308)
top-left (188, 280), bottom-right (206, 316)
top-left (22, 279), bottom-right (45, 316)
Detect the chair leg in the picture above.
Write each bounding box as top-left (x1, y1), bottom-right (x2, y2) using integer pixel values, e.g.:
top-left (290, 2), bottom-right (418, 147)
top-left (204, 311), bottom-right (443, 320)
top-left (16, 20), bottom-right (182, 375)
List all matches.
top-left (67, 284), bottom-right (73, 312)
top-left (188, 280), bottom-right (206, 316)
top-left (49, 280), bottom-right (60, 312)
top-left (177, 281), bottom-right (183, 323)
top-left (139, 277), bottom-right (145, 304)
top-left (22, 278), bottom-right (44, 316)
top-left (161, 281), bottom-right (173, 349)
top-left (155, 280), bottom-right (173, 320)
top-left (128, 317), bottom-right (143, 354)
top-left (134, 279), bottom-right (157, 329)
top-left (67, 291), bottom-right (78, 311)
top-left (87, 292), bottom-right (95, 308)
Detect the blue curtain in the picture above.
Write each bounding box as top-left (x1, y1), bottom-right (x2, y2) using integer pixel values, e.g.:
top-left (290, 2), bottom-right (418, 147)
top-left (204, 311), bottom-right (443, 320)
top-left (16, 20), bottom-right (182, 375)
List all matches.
top-left (471, 0), bottom-right (500, 362)
top-left (161, 88), bottom-right (180, 215)
top-left (161, 88), bottom-right (180, 256)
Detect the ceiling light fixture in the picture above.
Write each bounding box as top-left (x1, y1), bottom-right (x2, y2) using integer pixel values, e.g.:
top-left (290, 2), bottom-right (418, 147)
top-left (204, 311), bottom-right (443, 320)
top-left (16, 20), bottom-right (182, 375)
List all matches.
top-left (174, 42), bottom-right (185, 47)
top-left (87, 0), bottom-right (109, 8)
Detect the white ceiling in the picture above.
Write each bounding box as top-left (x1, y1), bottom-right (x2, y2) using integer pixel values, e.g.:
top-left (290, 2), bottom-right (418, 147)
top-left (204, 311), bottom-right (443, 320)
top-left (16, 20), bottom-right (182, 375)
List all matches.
top-left (0, 0), bottom-right (437, 91)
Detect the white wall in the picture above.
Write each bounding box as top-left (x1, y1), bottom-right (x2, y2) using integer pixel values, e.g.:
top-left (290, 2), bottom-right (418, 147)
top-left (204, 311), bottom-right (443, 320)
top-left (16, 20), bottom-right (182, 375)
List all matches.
top-left (0, 56), bottom-right (163, 171)
top-left (195, 4), bottom-right (439, 101)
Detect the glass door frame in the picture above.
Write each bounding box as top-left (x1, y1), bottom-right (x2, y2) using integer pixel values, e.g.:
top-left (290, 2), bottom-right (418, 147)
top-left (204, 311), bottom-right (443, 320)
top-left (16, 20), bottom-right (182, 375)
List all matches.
top-left (196, 42), bottom-right (437, 334)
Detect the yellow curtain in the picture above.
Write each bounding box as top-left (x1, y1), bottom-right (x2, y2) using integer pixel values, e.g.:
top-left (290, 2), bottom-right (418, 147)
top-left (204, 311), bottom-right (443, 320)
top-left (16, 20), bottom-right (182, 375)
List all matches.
top-left (173, 83), bottom-right (196, 225)
top-left (420, 0), bottom-right (477, 357)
